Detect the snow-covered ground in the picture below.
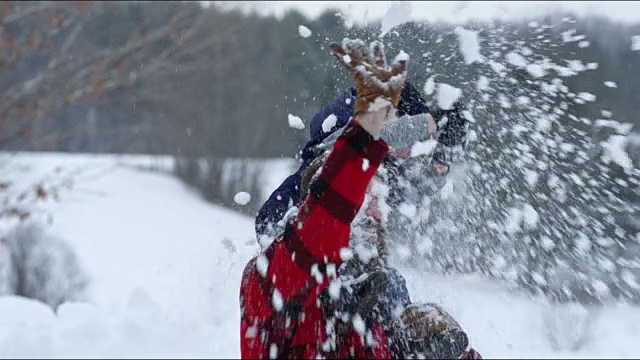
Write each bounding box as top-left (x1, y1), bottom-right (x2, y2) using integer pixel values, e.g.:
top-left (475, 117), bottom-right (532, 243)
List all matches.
top-left (0, 152), bottom-right (638, 358)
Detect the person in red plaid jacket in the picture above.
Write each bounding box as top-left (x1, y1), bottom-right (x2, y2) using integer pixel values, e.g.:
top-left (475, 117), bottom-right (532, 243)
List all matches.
top-left (240, 38), bottom-right (481, 359)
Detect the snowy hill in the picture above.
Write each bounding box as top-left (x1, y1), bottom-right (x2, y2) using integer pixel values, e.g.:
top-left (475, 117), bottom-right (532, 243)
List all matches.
top-left (0, 152), bottom-right (638, 358)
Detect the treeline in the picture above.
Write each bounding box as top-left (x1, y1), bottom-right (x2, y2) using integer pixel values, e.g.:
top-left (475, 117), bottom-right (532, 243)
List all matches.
top-left (1, 1), bottom-right (348, 157)
top-left (2, 2), bottom-right (639, 304)
top-left (3, 2), bottom-right (638, 209)
top-left (4, 2), bottom-right (637, 159)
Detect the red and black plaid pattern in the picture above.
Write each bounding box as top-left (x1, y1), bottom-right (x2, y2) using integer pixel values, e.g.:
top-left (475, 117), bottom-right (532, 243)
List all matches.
top-left (240, 119), bottom-right (391, 359)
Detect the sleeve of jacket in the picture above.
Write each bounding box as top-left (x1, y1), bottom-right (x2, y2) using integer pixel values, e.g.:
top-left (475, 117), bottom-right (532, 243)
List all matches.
top-left (240, 119), bottom-right (389, 358)
top-left (269, 119), bottom-right (389, 298)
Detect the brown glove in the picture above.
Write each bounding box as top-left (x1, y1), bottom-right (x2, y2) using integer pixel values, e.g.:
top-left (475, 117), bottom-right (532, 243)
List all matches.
top-left (329, 39), bottom-right (408, 117)
top-left (393, 302), bottom-right (470, 359)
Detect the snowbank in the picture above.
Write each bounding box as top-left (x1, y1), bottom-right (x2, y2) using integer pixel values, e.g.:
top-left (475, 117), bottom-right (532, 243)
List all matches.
top-left (399, 269), bottom-right (640, 359)
top-left (0, 153), bottom-right (638, 358)
top-left (0, 294), bottom-right (219, 358)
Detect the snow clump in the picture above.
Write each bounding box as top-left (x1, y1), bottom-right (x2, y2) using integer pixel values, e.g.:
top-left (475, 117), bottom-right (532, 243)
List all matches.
top-left (287, 114), bottom-right (305, 130)
top-left (298, 25), bottom-right (312, 38)
top-left (233, 191), bottom-right (251, 205)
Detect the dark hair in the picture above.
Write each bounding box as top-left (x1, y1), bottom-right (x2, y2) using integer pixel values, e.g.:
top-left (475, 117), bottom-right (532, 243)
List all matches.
top-left (299, 152), bottom-right (328, 199)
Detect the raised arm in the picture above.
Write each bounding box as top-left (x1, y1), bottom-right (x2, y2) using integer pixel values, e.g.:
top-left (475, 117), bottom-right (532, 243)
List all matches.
top-left (241, 38), bottom-right (409, 359)
top-left (258, 36), bottom-right (410, 299)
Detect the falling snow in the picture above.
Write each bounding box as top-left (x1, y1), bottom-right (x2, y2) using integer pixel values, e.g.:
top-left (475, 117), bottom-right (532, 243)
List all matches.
top-left (298, 25), bottom-right (312, 38)
top-left (322, 114), bottom-right (338, 133)
top-left (287, 114), bottom-right (305, 129)
top-left (233, 191), bottom-right (251, 205)
top-left (454, 26), bottom-right (483, 64)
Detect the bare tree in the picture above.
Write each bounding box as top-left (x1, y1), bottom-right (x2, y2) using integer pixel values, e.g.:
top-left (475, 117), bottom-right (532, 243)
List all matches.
top-left (0, 1), bottom-right (239, 149)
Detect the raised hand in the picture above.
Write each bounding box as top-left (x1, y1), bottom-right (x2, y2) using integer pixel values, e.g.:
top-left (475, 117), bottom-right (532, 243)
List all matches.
top-left (329, 38), bottom-right (409, 119)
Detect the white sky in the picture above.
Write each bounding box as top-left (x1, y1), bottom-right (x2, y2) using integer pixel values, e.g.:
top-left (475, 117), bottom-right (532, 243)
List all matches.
top-left (215, 1), bottom-right (640, 25)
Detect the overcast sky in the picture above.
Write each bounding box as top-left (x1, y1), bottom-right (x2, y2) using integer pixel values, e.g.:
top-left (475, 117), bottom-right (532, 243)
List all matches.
top-left (216, 1), bottom-right (640, 25)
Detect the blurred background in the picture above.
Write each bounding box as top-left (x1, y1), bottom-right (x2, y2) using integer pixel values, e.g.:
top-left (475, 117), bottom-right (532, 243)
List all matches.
top-left (0, 1), bottom-right (639, 356)
top-left (1, 1), bottom-right (638, 208)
